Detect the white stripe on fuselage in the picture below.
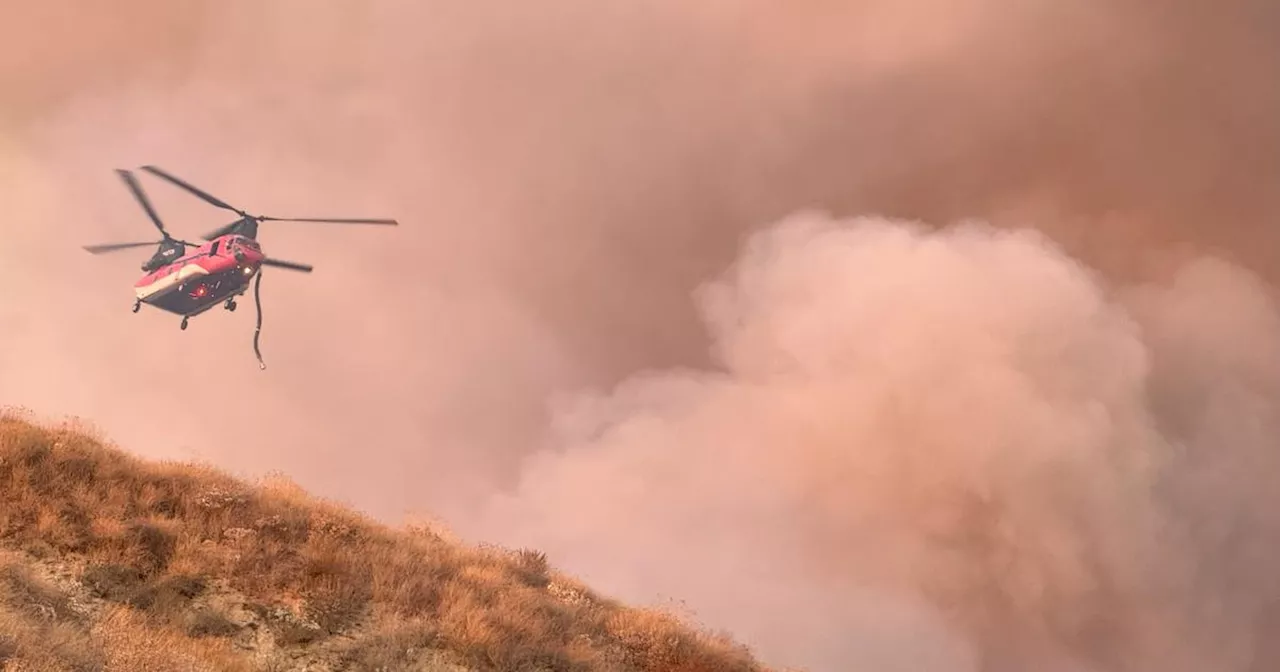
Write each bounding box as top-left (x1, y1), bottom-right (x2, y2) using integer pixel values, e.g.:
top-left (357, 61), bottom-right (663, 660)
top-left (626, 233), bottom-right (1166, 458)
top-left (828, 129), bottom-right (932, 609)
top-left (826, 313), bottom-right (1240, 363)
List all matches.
top-left (135, 263), bottom-right (211, 301)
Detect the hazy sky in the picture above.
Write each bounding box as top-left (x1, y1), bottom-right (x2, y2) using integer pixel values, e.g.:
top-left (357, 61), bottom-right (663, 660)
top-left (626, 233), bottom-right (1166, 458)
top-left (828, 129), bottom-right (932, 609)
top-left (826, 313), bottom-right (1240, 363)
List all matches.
top-left (4, 2), bottom-right (1280, 670)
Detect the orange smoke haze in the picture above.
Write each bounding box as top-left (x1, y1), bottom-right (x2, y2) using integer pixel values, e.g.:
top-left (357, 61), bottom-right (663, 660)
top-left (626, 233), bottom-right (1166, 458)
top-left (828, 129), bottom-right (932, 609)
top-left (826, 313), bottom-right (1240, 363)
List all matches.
top-left (3, 1), bottom-right (1280, 670)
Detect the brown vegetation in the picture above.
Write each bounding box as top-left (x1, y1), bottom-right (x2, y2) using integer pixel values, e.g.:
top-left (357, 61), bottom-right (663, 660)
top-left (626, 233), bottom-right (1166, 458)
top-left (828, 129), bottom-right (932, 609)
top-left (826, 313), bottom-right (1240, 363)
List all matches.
top-left (0, 409), bottom-right (773, 672)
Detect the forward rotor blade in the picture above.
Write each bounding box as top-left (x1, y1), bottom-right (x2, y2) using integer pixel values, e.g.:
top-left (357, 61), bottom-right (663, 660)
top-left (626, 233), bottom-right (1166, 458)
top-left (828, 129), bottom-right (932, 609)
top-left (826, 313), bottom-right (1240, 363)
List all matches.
top-left (116, 169), bottom-right (169, 237)
top-left (260, 257), bottom-right (314, 273)
top-left (258, 217), bottom-right (399, 226)
top-left (83, 241), bottom-right (162, 254)
top-left (139, 165), bottom-right (243, 214)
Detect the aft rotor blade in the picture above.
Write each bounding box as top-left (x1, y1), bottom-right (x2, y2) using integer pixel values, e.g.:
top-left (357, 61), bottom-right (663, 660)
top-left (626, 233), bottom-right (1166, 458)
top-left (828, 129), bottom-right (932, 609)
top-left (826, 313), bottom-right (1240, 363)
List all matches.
top-left (116, 169), bottom-right (169, 237)
top-left (139, 165), bottom-right (244, 214)
top-left (83, 240), bottom-right (162, 254)
top-left (260, 257), bottom-right (314, 273)
top-left (201, 220), bottom-right (243, 241)
top-left (258, 216), bottom-right (399, 226)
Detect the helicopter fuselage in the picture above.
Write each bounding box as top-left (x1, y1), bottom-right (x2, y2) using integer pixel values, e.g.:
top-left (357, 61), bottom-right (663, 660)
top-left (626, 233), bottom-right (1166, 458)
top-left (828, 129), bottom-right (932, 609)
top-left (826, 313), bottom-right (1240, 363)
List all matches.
top-left (134, 234), bottom-right (266, 317)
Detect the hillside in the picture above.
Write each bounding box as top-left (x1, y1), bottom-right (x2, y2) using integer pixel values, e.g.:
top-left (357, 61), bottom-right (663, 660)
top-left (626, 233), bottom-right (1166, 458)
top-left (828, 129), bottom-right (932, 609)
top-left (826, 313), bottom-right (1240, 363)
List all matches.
top-left (0, 410), bottom-right (775, 672)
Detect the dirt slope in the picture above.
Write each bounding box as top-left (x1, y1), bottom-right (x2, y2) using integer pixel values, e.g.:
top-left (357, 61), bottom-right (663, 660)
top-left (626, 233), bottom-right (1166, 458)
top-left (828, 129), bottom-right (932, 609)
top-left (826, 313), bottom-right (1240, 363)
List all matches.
top-left (0, 410), bottom-right (775, 672)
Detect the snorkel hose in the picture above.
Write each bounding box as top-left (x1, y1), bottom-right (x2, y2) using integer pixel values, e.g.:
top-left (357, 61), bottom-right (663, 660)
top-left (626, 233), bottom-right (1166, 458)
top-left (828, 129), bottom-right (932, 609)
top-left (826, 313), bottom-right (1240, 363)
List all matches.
top-left (253, 270), bottom-right (266, 370)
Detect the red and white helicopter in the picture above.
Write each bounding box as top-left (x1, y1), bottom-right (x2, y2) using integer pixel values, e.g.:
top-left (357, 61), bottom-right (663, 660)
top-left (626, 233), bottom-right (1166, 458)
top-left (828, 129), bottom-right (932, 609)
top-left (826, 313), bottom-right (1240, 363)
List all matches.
top-left (83, 166), bottom-right (398, 369)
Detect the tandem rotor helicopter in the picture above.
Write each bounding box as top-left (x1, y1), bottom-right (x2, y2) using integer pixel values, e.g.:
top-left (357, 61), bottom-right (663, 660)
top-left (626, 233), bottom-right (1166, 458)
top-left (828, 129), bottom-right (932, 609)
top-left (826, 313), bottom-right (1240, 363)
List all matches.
top-left (82, 166), bottom-right (399, 370)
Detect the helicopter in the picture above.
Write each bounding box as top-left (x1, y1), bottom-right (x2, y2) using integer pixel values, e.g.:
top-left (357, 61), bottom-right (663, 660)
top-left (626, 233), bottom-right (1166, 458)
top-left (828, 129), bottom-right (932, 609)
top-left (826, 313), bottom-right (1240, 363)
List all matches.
top-left (82, 165), bottom-right (398, 369)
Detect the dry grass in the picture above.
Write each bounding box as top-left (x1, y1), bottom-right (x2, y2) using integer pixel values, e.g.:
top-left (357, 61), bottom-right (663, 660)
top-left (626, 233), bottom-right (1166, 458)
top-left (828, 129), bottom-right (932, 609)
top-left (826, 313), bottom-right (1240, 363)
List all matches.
top-left (0, 409), bottom-right (772, 672)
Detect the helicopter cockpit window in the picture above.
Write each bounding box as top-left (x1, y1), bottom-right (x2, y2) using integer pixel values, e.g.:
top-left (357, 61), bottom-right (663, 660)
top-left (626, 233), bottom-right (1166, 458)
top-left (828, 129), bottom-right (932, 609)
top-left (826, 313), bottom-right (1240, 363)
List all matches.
top-left (210, 240), bottom-right (220, 255)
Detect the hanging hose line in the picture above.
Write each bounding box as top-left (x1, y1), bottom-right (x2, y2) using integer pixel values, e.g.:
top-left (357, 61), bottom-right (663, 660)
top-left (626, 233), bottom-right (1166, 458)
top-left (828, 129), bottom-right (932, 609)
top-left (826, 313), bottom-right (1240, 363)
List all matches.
top-left (252, 270), bottom-right (266, 370)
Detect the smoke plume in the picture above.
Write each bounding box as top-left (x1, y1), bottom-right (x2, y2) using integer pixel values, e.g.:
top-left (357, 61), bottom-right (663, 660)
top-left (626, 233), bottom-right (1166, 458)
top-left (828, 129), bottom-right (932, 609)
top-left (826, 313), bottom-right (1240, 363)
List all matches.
top-left (3, 1), bottom-right (1280, 670)
top-left (475, 213), bottom-right (1280, 671)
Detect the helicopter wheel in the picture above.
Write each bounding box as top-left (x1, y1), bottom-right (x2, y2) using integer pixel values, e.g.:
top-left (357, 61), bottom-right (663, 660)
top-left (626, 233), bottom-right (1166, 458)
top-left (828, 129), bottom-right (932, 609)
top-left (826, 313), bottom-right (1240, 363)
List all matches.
top-left (225, 299), bottom-right (237, 312)
top-left (132, 301), bottom-right (141, 313)
top-left (180, 317), bottom-right (189, 331)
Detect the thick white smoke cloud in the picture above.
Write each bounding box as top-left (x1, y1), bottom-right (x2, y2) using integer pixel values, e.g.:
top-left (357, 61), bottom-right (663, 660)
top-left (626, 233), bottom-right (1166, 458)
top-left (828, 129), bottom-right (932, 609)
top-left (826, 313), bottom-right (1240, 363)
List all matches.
top-left (473, 213), bottom-right (1280, 672)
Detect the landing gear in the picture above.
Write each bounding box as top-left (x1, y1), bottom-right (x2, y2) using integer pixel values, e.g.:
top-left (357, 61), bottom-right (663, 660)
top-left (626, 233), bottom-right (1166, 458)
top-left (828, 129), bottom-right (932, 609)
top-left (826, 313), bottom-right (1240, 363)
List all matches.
top-left (132, 300), bottom-right (141, 313)
top-left (224, 299), bottom-right (238, 312)
top-left (180, 317), bottom-right (189, 331)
